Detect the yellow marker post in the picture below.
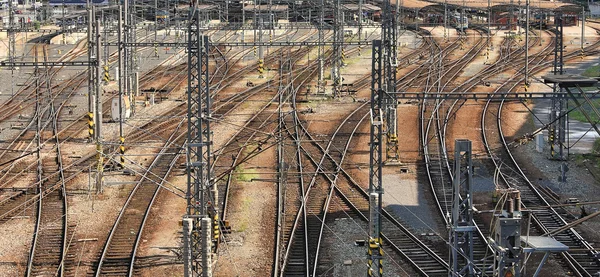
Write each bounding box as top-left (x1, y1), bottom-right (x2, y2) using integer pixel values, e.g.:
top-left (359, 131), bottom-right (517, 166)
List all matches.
top-left (103, 65), bottom-right (110, 82)
top-left (88, 112), bottom-right (94, 137)
top-left (119, 136), bottom-right (125, 168)
top-left (258, 59), bottom-right (264, 78)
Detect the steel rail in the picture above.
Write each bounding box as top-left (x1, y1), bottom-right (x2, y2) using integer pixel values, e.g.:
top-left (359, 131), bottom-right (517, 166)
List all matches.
top-left (26, 46), bottom-right (69, 276)
top-left (481, 28), bottom-right (600, 277)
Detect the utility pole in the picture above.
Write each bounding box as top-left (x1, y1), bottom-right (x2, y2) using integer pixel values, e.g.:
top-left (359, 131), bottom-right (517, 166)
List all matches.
top-left (8, 0), bottom-right (15, 95)
top-left (449, 139), bottom-right (476, 277)
top-left (487, 0), bottom-right (491, 64)
top-left (183, 4), bottom-right (212, 275)
top-left (317, 0), bottom-right (324, 94)
top-left (87, 4), bottom-right (103, 192)
top-left (581, 6), bottom-right (586, 60)
top-left (525, 0), bottom-right (529, 91)
top-left (61, 0), bottom-right (65, 44)
top-left (549, 13), bottom-right (566, 161)
top-left (88, 4), bottom-right (96, 141)
top-left (332, 0), bottom-right (342, 97)
top-left (103, 11), bottom-right (109, 69)
top-left (368, 39), bottom-right (383, 277)
top-left (508, 0), bottom-right (514, 60)
top-left (128, 0), bottom-right (137, 115)
top-left (117, 5), bottom-right (125, 168)
top-left (258, 16), bottom-right (264, 78)
top-left (34, 57), bottom-right (40, 195)
top-left (383, 0), bottom-right (399, 163)
top-left (443, 0), bottom-right (447, 41)
top-left (359, 0), bottom-right (363, 42)
top-left (94, 17), bottom-right (103, 193)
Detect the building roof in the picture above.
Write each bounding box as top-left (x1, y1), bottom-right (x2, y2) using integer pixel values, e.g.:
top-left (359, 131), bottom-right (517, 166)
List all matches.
top-left (391, 0), bottom-right (438, 9)
top-left (242, 5), bottom-right (288, 12)
top-left (420, 0), bottom-right (578, 10)
top-left (343, 3), bottom-right (382, 12)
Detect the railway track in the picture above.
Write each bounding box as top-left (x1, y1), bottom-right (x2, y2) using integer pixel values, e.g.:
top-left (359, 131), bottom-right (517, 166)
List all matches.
top-left (95, 28), bottom-right (316, 276)
top-left (418, 27), bottom-right (553, 275)
top-left (26, 45), bottom-right (70, 277)
top-left (480, 29), bottom-right (600, 277)
top-left (423, 28), bottom-right (560, 275)
top-left (275, 42), bottom-right (451, 274)
top-left (4, 14), bottom-right (600, 277)
top-left (94, 122), bottom-right (185, 276)
top-left (284, 98), bottom-right (451, 276)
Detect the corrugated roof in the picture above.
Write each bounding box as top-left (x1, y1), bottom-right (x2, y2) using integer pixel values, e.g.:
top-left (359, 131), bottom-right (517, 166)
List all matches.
top-left (391, 0), bottom-right (439, 9)
top-left (242, 5), bottom-right (288, 12)
top-left (419, 0), bottom-right (578, 10)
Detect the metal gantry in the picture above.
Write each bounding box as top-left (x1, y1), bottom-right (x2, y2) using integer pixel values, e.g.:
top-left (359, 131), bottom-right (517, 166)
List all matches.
top-left (449, 139), bottom-right (476, 277)
top-left (368, 39), bottom-right (384, 277)
top-left (184, 6), bottom-right (212, 276)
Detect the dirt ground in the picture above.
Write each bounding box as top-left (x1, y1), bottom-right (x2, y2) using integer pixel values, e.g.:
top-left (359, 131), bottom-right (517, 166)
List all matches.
top-left (4, 22), bottom-right (600, 277)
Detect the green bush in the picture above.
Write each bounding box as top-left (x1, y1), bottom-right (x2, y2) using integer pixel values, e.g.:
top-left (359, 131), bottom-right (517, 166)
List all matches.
top-left (582, 65), bottom-right (600, 78)
top-left (593, 138), bottom-right (600, 154)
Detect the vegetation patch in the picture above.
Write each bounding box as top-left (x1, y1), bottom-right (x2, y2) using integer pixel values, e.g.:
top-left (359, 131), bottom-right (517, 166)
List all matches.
top-left (234, 165), bottom-right (259, 182)
top-left (573, 138), bottom-right (600, 183)
top-left (236, 196), bottom-right (252, 232)
top-left (582, 64), bottom-right (600, 78)
top-left (567, 99), bottom-right (600, 123)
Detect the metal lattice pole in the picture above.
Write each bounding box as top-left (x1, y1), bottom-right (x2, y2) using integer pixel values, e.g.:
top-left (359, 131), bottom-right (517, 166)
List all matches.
top-left (383, 0), bottom-right (399, 163)
top-left (117, 5), bottom-right (125, 168)
top-left (185, 6), bottom-right (212, 276)
top-left (550, 13), bottom-right (565, 160)
top-left (317, 0), bottom-right (324, 94)
top-left (88, 6), bottom-right (96, 140)
top-left (332, 0), bottom-right (342, 97)
top-left (368, 39), bottom-right (383, 277)
top-left (449, 139), bottom-right (475, 277)
top-left (8, 0), bottom-right (15, 88)
top-left (95, 17), bottom-right (103, 194)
